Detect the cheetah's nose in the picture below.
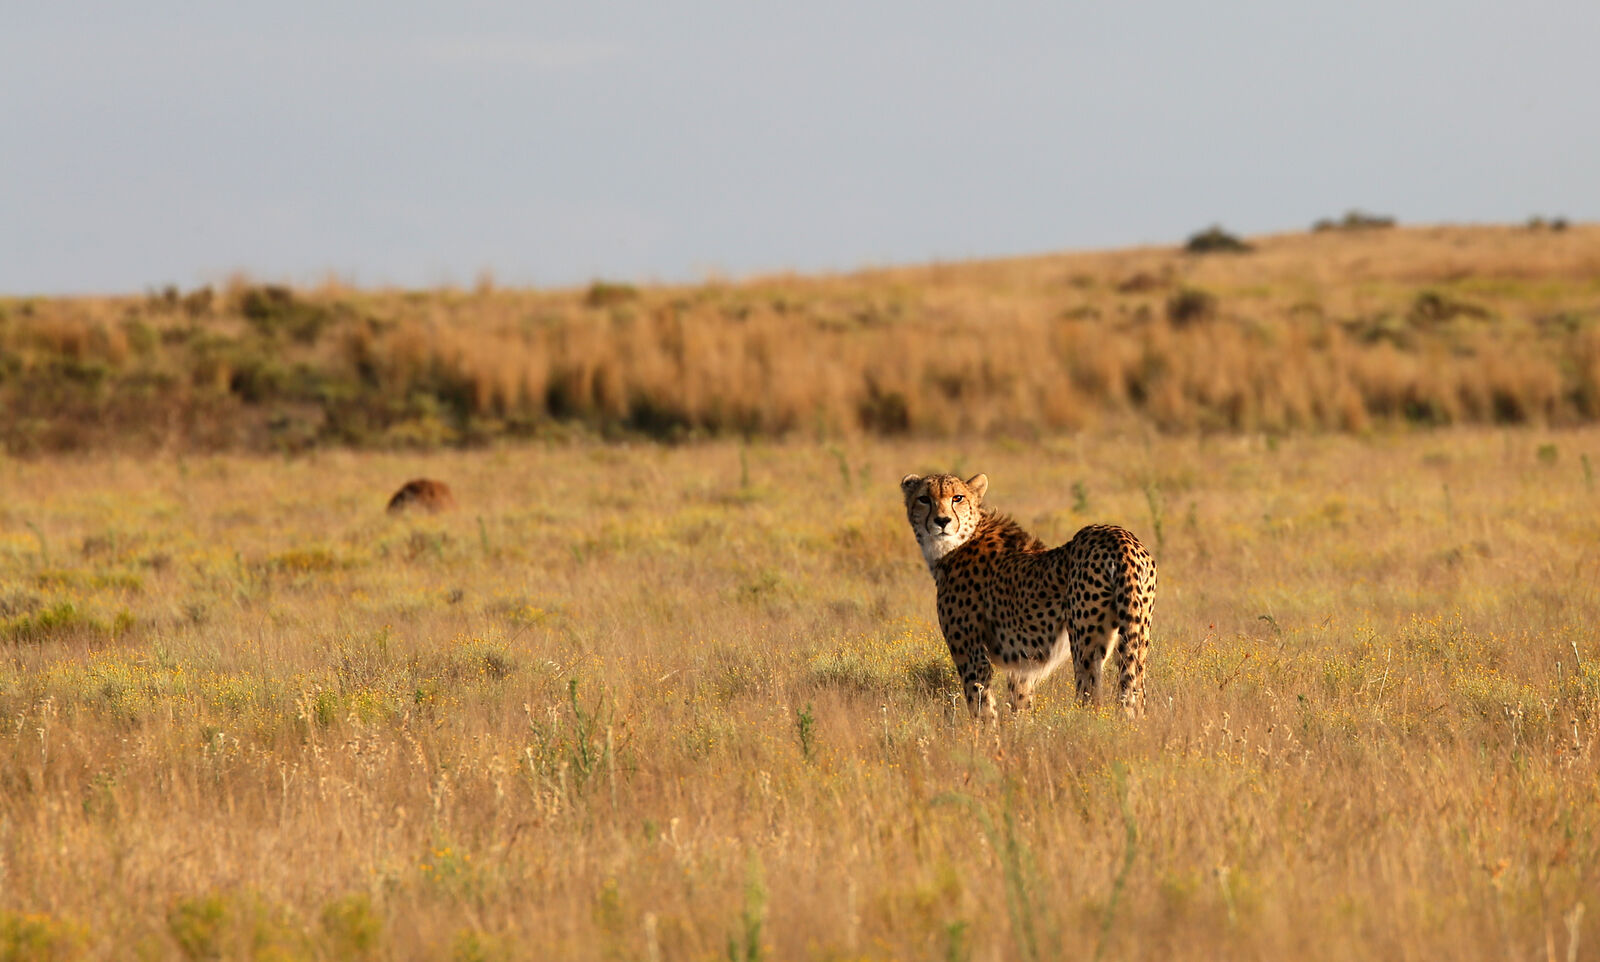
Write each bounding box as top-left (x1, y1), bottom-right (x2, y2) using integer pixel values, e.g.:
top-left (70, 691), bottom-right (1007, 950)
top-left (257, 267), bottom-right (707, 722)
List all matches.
top-left (934, 516), bottom-right (952, 530)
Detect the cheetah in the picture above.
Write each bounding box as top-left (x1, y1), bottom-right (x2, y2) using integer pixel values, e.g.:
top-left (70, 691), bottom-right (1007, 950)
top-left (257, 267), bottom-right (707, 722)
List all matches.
top-left (386, 478), bottom-right (456, 514)
top-left (900, 472), bottom-right (1157, 719)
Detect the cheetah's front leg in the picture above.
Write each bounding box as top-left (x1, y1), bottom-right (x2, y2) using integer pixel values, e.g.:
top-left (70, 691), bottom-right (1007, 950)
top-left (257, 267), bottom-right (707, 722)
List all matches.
top-left (938, 605), bottom-right (998, 721)
top-left (955, 645), bottom-right (997, 721)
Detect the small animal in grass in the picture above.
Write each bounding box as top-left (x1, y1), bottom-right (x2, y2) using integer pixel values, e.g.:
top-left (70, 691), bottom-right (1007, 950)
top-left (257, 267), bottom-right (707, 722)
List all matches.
top-left (386, 478), bottom-right (456, 514)
top-left (899, 472), bottom-right (1157, 719)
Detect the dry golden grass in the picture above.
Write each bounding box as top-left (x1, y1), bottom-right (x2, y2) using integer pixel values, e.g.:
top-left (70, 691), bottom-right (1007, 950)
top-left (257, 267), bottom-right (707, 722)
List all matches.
top-left (4, 224), bottom-right (1599, 453)
top-left (1, 428), bottom-right (1597, 960)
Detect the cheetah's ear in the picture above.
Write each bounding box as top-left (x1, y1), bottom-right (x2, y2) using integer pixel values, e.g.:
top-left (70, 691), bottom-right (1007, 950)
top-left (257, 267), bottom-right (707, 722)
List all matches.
top-left (964, 473), bottom-right (989, 502)
top-left (899, 473), bottom-right (923, 494)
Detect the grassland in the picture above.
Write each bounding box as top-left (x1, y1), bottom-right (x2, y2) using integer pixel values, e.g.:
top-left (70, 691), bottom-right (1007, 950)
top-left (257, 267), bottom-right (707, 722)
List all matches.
top-left (3, 224), bottom-right (1599, 454)
top-left (2, 428), bottom-right (1597, 960)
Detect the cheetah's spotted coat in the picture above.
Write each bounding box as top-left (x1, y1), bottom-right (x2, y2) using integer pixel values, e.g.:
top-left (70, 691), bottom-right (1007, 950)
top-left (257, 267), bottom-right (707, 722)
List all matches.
top-left (900, 472), bottom-right (1158, 719)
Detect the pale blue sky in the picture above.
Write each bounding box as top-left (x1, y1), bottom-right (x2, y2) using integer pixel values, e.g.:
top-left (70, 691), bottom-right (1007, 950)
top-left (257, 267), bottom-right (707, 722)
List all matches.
top-left (4, 2), bottom-right (1596, 295)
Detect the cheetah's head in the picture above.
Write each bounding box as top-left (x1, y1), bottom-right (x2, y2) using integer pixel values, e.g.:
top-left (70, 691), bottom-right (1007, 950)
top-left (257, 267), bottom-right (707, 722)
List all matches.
top-left (899, 472), bottom-right (988, 570)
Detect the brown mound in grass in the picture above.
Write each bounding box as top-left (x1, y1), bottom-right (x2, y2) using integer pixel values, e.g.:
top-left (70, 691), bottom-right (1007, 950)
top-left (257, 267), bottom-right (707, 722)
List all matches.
top-left (386, 478), bottom-right (456, 514)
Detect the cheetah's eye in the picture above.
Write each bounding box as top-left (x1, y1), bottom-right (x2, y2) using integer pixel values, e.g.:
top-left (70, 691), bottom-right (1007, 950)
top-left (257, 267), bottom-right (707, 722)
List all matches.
top-left (917, 496), bottom-right (930, 505)
top-left (952, 495), bottom-right (964, 503)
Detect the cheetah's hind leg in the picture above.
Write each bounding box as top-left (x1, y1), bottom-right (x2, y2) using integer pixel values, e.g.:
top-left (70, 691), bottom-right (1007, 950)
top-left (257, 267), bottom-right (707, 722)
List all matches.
top-left (1113, 614), bottom-right (1152, 719)
top-left (1072, 623), bottom-right (1116, 707)
top-left (1005, 673), bottom-right (1036, 712)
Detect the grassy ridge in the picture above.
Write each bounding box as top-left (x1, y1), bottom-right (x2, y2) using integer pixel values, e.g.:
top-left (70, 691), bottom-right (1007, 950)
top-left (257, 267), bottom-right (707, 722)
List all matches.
top-left (1, 431), bottom-right (1597, 958)
top-left (3, 224), bottom-right (1599, 453)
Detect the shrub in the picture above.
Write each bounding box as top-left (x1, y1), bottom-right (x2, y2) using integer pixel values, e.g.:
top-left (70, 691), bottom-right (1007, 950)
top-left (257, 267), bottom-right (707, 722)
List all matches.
top-left (1115, 272), bottom-right (1165, 294)
top-left (166, 892), bottom-right (307, 961)
top-left (144, 285), bottom-right (215, 317)
top-left (320, 894), bottom-right (382, 958)
top-left (1183, 226), bottom-right (1252, 254)
top-left (1312, 210), bottom-right (1396, 232)
top-left (1409, 291), bottom-right (1490, 325)
top-left (584, 280), bottom-right (639, 308)
top-left (1526, 215), bottom-right (1570, 232)
top-left (0, 910), bottom-right (88, 961)
top-left (167, 895), bottom-right (228, 960)
top-left (2, 601), bottom-right (105, 643)
top-left (858, 385), bottom-right (910, 434)
top-left (237, 285), bottom-right (331, 343)
top-left (1166, 288), bottom-right (1218, 327)
top-left (183, 286), bottom-right (216, 317)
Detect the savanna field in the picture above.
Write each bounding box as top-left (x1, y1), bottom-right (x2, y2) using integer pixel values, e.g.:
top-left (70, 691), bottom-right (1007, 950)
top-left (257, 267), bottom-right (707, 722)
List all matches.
top-left (2, 226), bottom-right (1599, 960)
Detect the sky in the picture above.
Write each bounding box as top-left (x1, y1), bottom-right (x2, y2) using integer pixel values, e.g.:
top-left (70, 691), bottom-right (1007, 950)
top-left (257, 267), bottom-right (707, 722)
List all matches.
top-left (3, 1), bottom-right (1597, 295)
